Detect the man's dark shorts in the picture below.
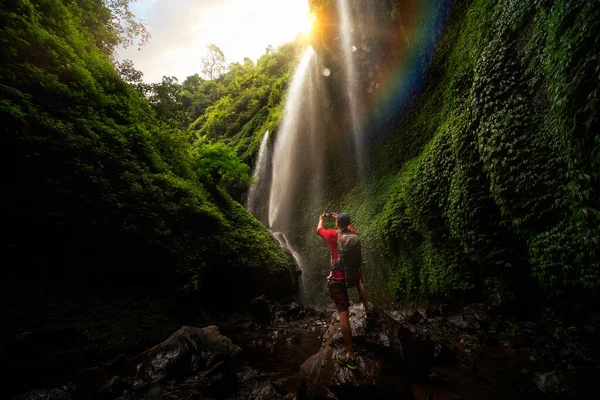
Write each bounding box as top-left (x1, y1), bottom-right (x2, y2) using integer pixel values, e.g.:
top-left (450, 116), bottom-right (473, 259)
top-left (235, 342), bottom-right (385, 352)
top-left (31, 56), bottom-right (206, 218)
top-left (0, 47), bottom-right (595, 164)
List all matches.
top-left (328, 280), bottom-right (358, 312)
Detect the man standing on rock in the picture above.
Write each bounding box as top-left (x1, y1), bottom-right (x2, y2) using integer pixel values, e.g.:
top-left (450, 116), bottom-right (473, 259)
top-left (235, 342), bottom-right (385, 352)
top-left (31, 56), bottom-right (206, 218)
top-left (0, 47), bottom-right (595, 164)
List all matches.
top-left (317, 212), bottom-right (372, 370)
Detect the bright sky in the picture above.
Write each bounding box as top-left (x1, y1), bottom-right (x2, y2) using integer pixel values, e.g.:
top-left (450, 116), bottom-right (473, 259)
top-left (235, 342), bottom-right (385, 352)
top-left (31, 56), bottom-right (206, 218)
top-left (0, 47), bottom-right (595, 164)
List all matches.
top-left (118, 0), bottom-right (312, 83)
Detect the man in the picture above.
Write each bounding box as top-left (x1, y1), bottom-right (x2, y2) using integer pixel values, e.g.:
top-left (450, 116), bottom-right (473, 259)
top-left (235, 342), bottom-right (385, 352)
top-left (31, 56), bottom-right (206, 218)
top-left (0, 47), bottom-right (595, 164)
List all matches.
top-left (317, 212), bottom-right (372, 370)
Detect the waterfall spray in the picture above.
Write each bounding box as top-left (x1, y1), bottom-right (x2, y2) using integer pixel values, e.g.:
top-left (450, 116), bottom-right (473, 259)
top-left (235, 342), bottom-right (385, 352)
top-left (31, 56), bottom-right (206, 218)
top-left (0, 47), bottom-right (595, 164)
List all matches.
top-left (336, 0), bottom-right (365, 179)
top-left (268, 47), bottom-right (316, 230)
top-left (246, 130), bottom-right (270, 217)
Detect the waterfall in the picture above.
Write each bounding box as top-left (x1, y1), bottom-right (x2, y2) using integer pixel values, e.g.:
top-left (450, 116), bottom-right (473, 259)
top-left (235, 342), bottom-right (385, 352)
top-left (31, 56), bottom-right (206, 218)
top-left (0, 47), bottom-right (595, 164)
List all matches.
top-left (272, 232), bottom-right (303, 273)
top-left (245, 130), bottom-right (270, 217)
top-left (268, 47), bottom-right (317, 231)
top-left (272, 231), bottom-right (307, 300)
top-left (336, 0), bottom-right (365, 178)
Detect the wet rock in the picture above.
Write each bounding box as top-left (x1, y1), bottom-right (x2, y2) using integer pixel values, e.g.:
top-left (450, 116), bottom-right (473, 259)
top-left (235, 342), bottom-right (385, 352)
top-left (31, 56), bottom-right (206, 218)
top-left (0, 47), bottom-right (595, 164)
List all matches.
top-left (432, 342), bottom-right (457, 366)
top-left (177, 278), bottom-right (200, 295)
top-left (102, 353), bottom-right (128, 370)
top-left (133, 325), bottom-right (240, 385)
top-left (250, 295), bottom-right (272, 324)
top-left (533, 370), bottom-right (569, 394)
top-left (407, 309), bottom-right (425, 324)
top-left (438, 304), bottom-right (452, 317)
top-left (485, 292), bottom-right (517, 317)
top-left (298, 305), bottom-right (431, 399)
top-left (249, 382), bottom-right (282, 400)
top-left (13, 388), bottom-right (71, 400)
top-left (273, 302), bottom-right (319, 322)
top-left (99, 375), bottom-right (126, 398)
top-left (460, 304), bottom-right (491, 331)
top-left (424, 308), bottom-right (440, 319)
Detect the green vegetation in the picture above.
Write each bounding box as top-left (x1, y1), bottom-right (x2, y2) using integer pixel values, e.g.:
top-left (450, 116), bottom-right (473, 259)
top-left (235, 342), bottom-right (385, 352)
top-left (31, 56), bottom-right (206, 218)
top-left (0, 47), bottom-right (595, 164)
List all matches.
top-left (0, 0), bottom-right (295, 308)
top-left (1, 0), bottom-right (597, 314)
top-left (364, 0), bottom-right (599, 302)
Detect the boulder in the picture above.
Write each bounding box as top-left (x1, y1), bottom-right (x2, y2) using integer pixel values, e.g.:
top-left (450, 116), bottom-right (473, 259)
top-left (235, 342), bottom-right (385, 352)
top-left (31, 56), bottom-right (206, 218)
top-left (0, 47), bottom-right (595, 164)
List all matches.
top-left (133, 325), bottom-right (240, 385)
top-left (297, 304), bottom-right (432, 399)
top-left (273, 302), bottom-right (318, 322)
top-left (438, 304), bottom-right (452, 317)
top-left (407, 309), bottom-right (425, 324)
top-left (432, 342), bottom-right (457, 366)
top-left (13, 388), bottom-right (71, 400)
top-left (533, 370), bottom-right (569, 394)
top-left (249, 382), bottom-right (282, 400)
top-left (250, 295), bottom-right (272, 324)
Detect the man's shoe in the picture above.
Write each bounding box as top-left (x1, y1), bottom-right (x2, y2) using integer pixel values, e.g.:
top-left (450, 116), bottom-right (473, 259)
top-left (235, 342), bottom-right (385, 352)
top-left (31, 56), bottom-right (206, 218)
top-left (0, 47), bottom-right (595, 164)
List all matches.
top-left (336, 351), bottom-right (358, 370)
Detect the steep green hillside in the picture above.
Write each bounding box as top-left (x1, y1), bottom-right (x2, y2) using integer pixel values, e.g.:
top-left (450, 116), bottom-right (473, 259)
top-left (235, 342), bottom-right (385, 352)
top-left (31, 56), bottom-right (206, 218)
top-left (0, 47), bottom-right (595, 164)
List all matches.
top-left (0, 0), bottom-right (294, 310)
top-left (356, 0), bottom-right (599, 302)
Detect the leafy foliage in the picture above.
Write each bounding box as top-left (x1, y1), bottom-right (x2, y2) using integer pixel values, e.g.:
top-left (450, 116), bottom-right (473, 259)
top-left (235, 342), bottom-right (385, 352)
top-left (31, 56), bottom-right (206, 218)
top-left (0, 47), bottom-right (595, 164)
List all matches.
top-left (0, 0), bottom-right (294, 307)
top-left (368, 0), bottom-right (599, 301)
top-left (194, 143), bottom-right (253, 199)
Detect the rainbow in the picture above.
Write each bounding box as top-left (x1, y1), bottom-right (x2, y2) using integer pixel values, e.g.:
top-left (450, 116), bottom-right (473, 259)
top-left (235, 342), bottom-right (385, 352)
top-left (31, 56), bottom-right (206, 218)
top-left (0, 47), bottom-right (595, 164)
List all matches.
top-left (365, 0), bottom-right (452, 136)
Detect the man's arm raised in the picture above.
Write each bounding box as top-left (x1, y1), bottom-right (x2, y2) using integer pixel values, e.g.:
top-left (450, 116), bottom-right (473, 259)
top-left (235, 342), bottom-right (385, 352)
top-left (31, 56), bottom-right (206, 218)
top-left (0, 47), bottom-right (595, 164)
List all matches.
top-left (317, 213), bottom-right (326, 233)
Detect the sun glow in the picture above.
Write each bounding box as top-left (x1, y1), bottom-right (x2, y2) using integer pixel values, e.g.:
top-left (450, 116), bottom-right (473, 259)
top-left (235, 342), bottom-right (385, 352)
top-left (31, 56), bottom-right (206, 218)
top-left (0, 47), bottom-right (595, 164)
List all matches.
top-left (120, 0), bottom-right (315, 82)
top-left (195, 0), bottom-right (314, 64)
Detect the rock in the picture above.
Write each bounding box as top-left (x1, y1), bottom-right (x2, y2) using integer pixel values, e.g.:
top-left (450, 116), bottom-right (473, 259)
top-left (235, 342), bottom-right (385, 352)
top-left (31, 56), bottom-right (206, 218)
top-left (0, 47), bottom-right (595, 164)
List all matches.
top-left (484, 292), bottom-right (518, 317)
top-left (273, 302), bottom-right (319, 322)
top-left (424, 308), bottom-right (440, 319)
top-left (133, 325), bottom-right (240, 385)
top-left (438, 304), bottom-right (452, 317)
top-left (99, 375), bottom-right (126, 398)
top-left (460, 304), bottom-right (491, 331)
top-left (407, 309), bottom-right (425, 324)
top-left (177, 279), bottom-right (200, 295)
top-left (432, 342), bottom-right (457, 366)
top-left (250, 295), bottom-right (272, 324)
top-left (249, 382), bottom-right (282, 400)
top-left (298, 305), bottom-right (432, 399)
top-left (102, 353), bottom-right (128, 370)
top-left (533, 370), bottom-right (569, 394)
top-left (13, 388), bottom-right (71, 400)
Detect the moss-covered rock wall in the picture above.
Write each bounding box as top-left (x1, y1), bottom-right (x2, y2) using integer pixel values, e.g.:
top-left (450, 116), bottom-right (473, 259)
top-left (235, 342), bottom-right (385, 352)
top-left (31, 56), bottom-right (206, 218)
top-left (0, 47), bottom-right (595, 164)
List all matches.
top-left (345, 0), bottom-right (600, 303)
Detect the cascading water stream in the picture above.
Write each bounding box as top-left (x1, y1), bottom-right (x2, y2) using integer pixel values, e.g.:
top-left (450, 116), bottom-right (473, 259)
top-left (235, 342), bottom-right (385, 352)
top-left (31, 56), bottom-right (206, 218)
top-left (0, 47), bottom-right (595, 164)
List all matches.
top-left (268, 47), bottom-right (317, 231)
top-left (272, 231), bottom-right (307, 300)
top-left (245, 130), bottom-right (270, 217)
top-left (336, 0), bottom-right (365, 178)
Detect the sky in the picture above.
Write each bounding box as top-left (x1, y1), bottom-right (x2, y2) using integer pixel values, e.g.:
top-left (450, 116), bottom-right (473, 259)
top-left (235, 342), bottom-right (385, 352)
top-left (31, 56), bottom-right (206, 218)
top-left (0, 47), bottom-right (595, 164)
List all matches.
top-left (118, 0), bottom-right (312, 83)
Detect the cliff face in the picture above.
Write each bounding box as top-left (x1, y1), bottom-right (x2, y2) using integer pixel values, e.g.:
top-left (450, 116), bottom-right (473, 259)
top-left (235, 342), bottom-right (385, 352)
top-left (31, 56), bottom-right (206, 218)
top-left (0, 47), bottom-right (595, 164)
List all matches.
top-left (304, 0), bottom-right (599, 304)
top-left (0, 0), bottom-right (295, 371)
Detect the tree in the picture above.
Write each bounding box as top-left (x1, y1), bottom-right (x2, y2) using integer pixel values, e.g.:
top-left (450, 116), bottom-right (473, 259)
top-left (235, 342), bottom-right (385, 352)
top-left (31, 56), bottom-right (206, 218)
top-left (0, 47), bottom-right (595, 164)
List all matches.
top-left (103, 0), bottom-right (151, 51)
top-left (193, 143), bottom-right (252, 198)
top-left (148, 76), bottom-right (185, 126)
top-left (115, 59), bottom-right (150, 95)
top-left (201, 44), bottom-right (226, 80)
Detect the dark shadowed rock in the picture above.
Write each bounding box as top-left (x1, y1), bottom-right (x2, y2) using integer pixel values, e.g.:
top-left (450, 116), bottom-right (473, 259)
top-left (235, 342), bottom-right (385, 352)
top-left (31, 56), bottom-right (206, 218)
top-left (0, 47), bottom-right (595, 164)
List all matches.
top-left (98, 375), bottom-right (125, 398)
top-left (250, 382), bottom-right (282, 400)
top-left (298, 304), bottom-right (432, 399)
top-left (407, 309), bottom-right (425, 324)
top-left (273, 301), bottom-right (319, 322)
top-left (13, 388), bottom-right (71, 400)
top-left (133, 325), bottom-right (240, 385)
top-left (438, 304), bottom-right (452, 317)
top-left (533, 370), bottom-right (569, 394)
top-left (432, 342), bottom-right (458, 366)
top-left (250, 295), bottom-right (272, 324)
top-left (424, 308), bottom-right (440, 319)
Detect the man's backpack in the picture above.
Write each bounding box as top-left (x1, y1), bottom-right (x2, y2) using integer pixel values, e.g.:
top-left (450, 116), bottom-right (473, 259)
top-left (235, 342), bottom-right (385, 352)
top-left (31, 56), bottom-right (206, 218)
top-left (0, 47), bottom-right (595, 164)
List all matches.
top-left (331, 229), bottom-right (362, 287)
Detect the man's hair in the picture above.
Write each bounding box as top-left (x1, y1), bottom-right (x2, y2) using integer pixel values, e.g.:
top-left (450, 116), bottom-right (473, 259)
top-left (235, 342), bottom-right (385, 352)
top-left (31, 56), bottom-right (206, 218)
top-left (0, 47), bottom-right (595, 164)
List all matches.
top-left (336, 213), bottom-right (351, 228)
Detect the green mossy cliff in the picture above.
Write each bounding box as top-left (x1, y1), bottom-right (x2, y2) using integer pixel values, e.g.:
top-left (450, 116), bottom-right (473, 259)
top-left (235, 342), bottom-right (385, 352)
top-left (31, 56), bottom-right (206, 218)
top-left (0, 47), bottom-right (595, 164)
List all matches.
top-left (339, 0), bottom-right (599, 303)
top-left (0, 0), bottom-right (294, 316)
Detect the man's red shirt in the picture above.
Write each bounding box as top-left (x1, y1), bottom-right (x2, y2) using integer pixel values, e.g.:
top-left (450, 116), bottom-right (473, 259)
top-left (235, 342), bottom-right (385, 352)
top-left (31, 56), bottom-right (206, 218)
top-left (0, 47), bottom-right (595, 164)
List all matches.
top-left (317, 226), bottom-right (361, 282)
